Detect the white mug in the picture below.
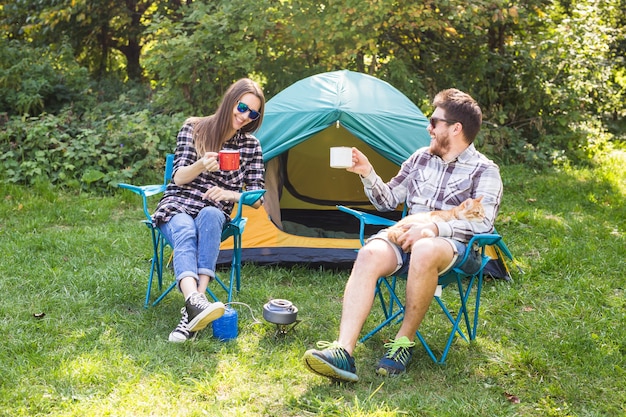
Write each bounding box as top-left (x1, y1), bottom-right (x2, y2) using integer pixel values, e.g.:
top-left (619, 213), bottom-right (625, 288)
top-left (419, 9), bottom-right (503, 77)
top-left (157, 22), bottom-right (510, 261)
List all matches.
top-left (330, 147), bottom-right (353, 169)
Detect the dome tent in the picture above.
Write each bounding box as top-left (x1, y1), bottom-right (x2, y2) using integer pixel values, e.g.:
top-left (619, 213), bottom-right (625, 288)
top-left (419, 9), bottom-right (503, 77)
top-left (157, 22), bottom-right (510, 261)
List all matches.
top-left (218, 70), bottom-right (514, 279)
top-left (219, 69), bottom-right (431, 266)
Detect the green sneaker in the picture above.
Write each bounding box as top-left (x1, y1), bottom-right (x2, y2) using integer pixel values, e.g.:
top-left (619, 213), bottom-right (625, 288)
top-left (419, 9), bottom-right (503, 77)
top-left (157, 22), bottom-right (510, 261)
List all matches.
top-left (376, 336), bottom-right (416, 376)
top-left (303, 341), bottom-right (358, 382)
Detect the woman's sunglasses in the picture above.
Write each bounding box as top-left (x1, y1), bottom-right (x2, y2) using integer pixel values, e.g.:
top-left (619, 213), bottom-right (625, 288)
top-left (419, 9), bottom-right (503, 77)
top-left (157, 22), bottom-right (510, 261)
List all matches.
top-left (237, 101), bottom-right (261, 121)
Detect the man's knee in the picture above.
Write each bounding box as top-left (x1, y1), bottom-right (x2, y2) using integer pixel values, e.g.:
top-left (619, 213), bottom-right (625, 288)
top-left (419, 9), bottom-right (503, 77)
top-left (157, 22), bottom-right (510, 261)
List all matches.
top-left (355, 240), bottom-right (397, 275)
top-left (410, 238), bottom-right (455, 271)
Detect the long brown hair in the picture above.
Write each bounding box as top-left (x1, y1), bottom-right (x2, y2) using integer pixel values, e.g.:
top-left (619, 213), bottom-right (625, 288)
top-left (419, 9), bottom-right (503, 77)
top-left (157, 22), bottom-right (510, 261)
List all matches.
top-left (188, 78), bottom-right (265, 156)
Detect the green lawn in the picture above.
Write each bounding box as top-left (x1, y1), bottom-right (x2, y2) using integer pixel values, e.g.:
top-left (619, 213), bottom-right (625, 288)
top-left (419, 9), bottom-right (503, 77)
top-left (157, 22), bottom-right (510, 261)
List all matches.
top-left (0, 150), bottom-right (624, 416)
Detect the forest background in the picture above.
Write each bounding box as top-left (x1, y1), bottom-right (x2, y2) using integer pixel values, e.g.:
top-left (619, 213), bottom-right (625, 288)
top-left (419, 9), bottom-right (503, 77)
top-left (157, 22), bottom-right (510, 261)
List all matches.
top-left (1, 0), bottom-right (624, 189)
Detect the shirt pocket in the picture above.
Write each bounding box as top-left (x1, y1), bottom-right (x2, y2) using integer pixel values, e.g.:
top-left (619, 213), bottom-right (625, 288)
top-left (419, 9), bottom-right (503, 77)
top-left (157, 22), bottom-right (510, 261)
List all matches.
top-left (407, 169), bottom-right (436, 208)
top-left (442, 173), bottom-right (474, 206)
top-left (407, 169), bottom-right (428, 194)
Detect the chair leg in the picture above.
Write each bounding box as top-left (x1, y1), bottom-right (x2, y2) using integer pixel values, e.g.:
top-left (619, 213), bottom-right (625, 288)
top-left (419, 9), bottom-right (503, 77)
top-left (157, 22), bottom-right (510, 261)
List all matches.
top-left (209, 234), bottom-right (242, 303)
top-left (151, 281), bottom-right (177, 307)
top-left (364, 272), bottom-right (483, 364)
top-left (145, 229), bottom-right (166, 308)
top-left (416, 289), bottom-right (470, 364)
top-left (434, 274), bottom-right (481, 364)
top-left (143, 227), bottom-right (179, 308)
top-left (471, 274), bottom-right (484, 340)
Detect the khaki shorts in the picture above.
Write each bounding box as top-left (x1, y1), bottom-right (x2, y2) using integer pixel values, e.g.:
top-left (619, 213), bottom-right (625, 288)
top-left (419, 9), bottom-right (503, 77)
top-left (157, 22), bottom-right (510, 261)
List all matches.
top-left (366, 230), bottom-right (482, 277)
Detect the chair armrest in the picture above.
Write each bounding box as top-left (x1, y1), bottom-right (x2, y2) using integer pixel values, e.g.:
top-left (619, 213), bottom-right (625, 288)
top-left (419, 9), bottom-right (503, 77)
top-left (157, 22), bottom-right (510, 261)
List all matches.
top-left (337, 205), bottom-right (397, 246)
top-left (222, 190), bottom-right (267, 241)
top-left (118, 183), bottom-right (167, 198)
top-left (118, 182), bottom-right (168, 221)
top-left (239, 189), bottom-right (266, 207)
top-left (231, 190), bottom-right (267, 222)
top-left (468, 233), bottom-right (503, 249)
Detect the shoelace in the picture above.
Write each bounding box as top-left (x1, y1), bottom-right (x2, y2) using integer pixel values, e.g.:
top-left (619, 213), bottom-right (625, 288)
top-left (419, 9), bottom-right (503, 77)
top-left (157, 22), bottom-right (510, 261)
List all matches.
top-left (316, 340), bottom-right (344, 350)
top-left (190, 292), bottom-right (212, 309)
top-left (173, 308), bottom-right (192, 335)
top-left (383, 337), bottom-right (416, 359)
top-left (314, 341), bottom-right (353, 370)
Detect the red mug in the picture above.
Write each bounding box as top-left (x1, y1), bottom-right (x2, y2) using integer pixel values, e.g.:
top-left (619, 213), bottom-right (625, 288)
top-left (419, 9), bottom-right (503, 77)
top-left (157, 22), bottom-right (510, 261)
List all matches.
top-left (218, 150), bottom-right (240, 171)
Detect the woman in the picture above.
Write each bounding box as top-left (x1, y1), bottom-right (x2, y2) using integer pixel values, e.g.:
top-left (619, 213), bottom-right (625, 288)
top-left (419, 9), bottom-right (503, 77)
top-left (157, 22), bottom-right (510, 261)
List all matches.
top-left (152, 78), bottom-right (265, 342)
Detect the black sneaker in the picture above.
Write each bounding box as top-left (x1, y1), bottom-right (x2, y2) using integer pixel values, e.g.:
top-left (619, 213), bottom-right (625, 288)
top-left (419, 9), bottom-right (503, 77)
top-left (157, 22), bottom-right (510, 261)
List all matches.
top-left (185, 292), bottom-right (225, 332)
top-left (168, 307), bottom-right (196, 342)
top-left (376, 336), bottom-right (416, 376)
top-left (302, 341), bottom-right (358, 382)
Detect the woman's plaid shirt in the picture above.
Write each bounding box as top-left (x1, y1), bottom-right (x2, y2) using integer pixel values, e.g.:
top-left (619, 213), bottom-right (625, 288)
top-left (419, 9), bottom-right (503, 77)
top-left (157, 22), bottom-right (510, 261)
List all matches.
top-left (152, 122), bottom-right (264, 226)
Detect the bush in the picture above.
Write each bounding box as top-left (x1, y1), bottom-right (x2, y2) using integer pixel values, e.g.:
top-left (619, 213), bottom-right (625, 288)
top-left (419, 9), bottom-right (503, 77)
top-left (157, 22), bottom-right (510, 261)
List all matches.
top-left (0, 39), bottom-right (93, 116)
top-left (0, 107), bottom-right (185, 192)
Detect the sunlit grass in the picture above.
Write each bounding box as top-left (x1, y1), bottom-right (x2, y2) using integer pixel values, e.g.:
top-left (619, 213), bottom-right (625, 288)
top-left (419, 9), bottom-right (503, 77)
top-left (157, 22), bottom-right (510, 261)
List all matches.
top-left (0, 149), bottom-right (624, 416)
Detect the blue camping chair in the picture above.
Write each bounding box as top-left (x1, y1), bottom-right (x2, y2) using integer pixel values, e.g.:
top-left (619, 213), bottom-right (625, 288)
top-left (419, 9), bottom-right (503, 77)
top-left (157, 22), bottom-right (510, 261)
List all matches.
top-left (118, 153), bottom-right (266, 308)
top-left (337, 205), bottom-right (514, 364)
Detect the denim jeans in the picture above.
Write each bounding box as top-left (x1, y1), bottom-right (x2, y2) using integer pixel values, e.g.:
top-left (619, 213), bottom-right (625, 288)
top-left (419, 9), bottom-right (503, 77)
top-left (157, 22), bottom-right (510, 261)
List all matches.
top-left (158, 206), bottom-right (228, 289)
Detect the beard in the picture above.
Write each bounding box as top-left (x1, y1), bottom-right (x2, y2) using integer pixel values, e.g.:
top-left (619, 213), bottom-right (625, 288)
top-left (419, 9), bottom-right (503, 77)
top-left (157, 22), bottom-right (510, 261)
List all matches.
top-left (428, 131), bottom-right (451, 157)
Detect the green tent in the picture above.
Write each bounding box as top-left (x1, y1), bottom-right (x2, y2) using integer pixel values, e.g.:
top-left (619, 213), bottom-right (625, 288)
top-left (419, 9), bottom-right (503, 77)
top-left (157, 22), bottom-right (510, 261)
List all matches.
top-left (260, 69), bottom-right (430, 164)
top-left (259, 70), bottom-right (430, 230)
top-left (219, 70), bottom-right (432, 265)
top-left (219, 70), bottom-right (515, 279)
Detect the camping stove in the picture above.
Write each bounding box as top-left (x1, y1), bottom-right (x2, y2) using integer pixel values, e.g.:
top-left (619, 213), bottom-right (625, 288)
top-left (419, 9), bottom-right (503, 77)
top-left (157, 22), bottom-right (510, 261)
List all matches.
top-left (262, 299), bottom-right (300, 336)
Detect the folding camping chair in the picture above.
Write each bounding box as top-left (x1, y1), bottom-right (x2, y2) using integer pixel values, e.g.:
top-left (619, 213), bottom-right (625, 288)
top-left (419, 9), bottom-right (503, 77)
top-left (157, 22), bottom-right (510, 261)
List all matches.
top-left (118, 153), bottom-right (266, 307)
top-left (337, 205), bottom-right (513, 364)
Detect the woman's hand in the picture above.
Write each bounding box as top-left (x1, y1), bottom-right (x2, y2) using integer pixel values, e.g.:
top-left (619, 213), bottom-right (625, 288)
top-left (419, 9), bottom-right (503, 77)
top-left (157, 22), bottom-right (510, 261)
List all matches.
top-left (203, 186), bottom-right (237, 203)
top-left (201, 152), bottom-right (219, 172)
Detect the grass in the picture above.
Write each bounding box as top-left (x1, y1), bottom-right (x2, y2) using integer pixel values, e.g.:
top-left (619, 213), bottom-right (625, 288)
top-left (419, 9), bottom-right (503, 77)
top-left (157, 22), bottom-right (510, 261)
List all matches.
top-left (0, 149), bottom-right (624, 416)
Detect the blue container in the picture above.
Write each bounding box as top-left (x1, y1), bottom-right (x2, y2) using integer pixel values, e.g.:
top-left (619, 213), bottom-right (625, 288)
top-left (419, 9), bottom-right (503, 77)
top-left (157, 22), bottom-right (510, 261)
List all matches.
top-left (212, 306), bottom-right (238, 341)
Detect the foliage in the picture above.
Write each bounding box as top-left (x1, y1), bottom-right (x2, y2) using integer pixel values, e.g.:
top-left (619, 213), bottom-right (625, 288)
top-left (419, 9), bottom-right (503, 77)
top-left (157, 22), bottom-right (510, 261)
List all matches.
top-left (0, 105), bottom-right (185, 192)
top-left (0, 39), bottom-right (92, 116)
top-left (0, 0), bottom-right (625, 173)
top-left (0, 152), bottom-right (624, 415)
top-left (1, 0), bottom-right (190, 81)
top-left (143, 1), bottom-right (273, 114)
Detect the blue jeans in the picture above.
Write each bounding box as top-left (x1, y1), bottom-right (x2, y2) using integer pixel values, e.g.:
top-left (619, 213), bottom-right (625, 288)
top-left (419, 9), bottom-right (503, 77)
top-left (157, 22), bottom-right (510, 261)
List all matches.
top-left (158, 206), bottom-right (228, 290)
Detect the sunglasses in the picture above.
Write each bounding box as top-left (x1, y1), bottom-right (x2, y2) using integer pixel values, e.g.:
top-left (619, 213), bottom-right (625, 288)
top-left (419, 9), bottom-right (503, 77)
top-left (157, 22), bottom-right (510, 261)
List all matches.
top-left (237, 101), bottom-right (261, 121)
top-left (429, 117), bottom-right (460, 128)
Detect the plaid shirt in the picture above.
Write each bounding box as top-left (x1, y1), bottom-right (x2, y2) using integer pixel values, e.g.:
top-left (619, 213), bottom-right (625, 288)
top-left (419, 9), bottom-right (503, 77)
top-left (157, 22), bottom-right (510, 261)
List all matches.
top-left (361, 144), bottom-right (503, 243)
top-left (152, 122), bottom-right (265, 226)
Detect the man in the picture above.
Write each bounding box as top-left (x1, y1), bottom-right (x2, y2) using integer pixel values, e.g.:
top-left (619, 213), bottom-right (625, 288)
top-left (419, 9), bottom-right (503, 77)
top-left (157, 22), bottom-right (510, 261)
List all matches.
top-left (302, 88), bottom-right (503, 382)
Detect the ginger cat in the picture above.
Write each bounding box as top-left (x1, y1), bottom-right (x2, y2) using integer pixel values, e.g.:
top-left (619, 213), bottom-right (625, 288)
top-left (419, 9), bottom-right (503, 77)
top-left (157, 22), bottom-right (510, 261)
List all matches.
top-left (386, 196), bottom-right (485, 244)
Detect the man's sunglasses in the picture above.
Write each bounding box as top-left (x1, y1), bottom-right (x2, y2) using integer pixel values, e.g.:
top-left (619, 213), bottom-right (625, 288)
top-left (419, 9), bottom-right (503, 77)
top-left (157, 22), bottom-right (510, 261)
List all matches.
top-left (429, 117), bottom-right (460, 128)
top-left (237, 101), bottom-right (261, 121)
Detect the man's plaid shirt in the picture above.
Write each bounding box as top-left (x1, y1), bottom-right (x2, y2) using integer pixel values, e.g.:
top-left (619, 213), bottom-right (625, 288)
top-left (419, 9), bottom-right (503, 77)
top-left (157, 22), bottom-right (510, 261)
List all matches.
top-left (361, 144), bottom-right (503, 243)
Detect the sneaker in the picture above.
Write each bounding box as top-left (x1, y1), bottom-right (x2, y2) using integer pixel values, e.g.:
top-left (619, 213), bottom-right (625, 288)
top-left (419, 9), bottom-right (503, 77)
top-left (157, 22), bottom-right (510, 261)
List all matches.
top-left (185, 292), bottom-right (225, 332)
top-left (376, 336), bottom-right (416, 376)
top-left (302, 341), bottom-right (358, 382)
top-left (168, 307), bottom-right (197, 342)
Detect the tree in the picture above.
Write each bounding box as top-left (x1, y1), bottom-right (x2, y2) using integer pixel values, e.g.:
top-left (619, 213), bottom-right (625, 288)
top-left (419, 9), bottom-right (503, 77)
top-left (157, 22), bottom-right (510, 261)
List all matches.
top-left (1, 0), bottom-right (190, 81)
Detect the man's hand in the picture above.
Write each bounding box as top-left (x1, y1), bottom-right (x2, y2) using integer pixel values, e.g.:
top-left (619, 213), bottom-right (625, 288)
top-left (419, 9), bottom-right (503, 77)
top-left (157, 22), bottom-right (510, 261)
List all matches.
top-left (346, 147), bottom-right (373, 177)
top-left (396, 223), bottom-right (438, 252)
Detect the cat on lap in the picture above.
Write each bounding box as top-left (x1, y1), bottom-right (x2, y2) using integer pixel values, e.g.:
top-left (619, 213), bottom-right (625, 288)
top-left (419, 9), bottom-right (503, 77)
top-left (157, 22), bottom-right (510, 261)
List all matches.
top-left (386, 196), bottom-right (485, 244)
